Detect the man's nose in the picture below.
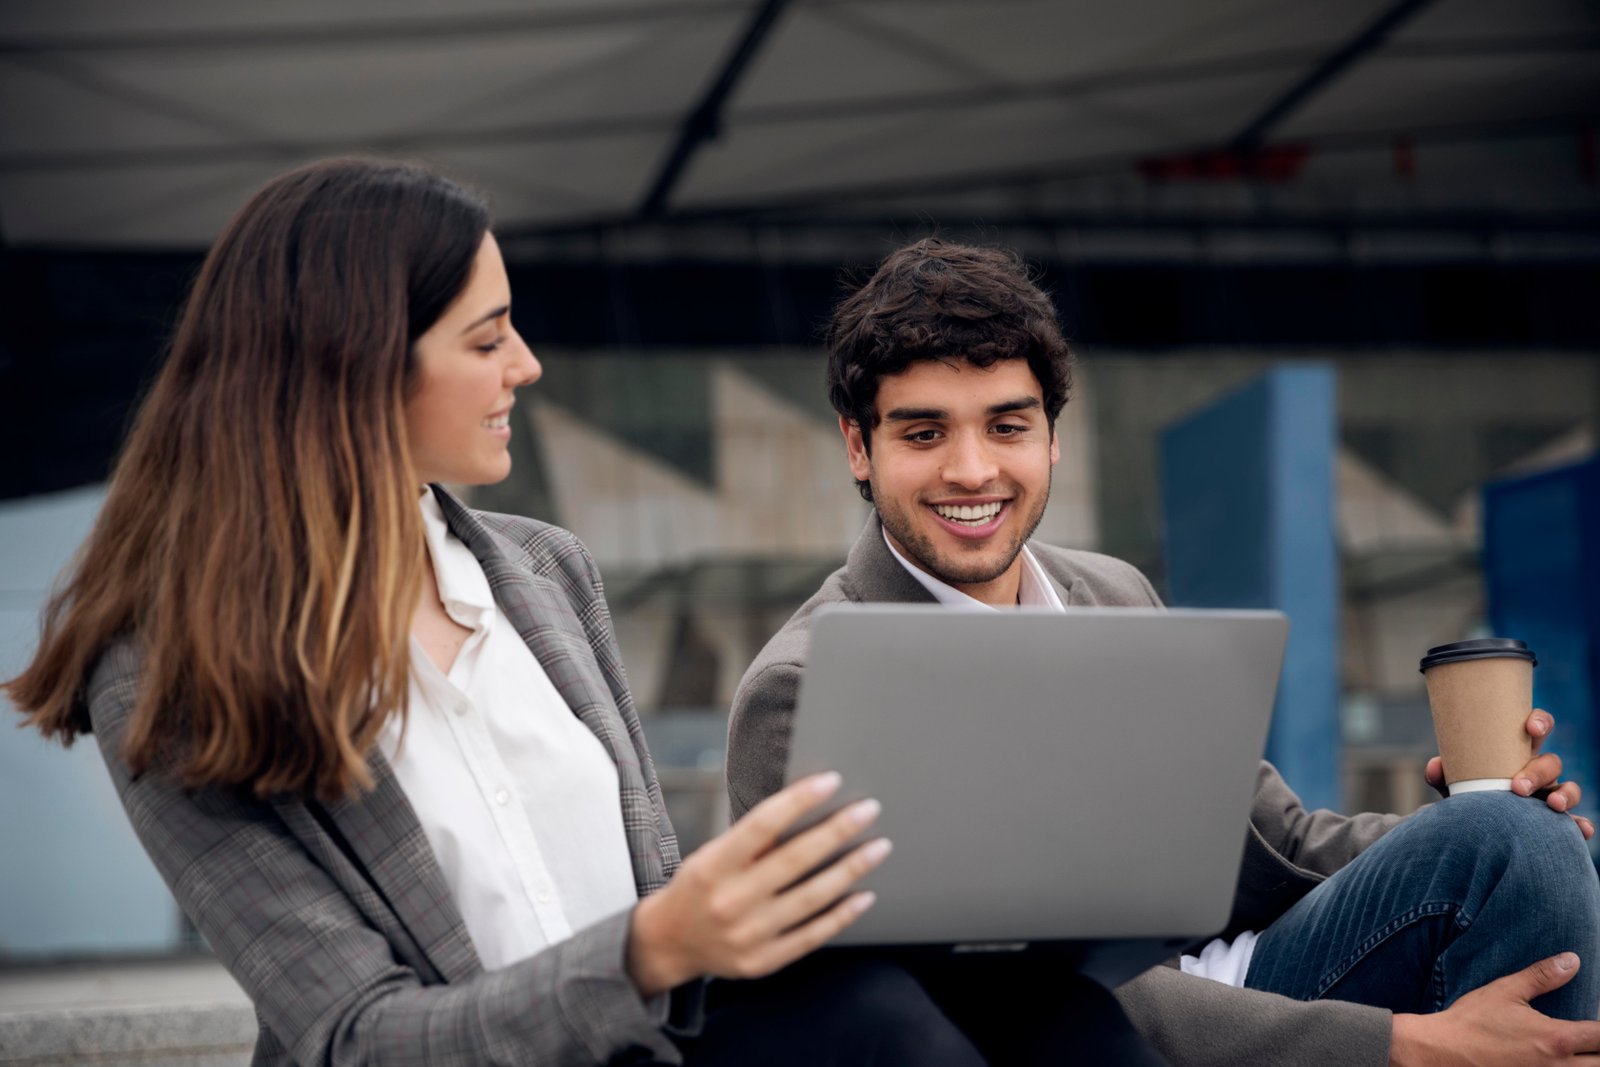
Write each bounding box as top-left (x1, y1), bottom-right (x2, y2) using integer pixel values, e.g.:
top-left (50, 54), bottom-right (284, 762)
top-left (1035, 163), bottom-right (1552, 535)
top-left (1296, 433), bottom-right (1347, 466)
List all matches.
top-left (942, 433), bottom-right (998, 488)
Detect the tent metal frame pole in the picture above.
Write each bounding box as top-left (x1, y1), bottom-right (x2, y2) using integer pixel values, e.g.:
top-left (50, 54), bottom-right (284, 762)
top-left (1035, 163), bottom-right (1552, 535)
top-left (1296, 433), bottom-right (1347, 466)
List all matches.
top-left (1227, 0), bottom-right (1437, 153)
top-left (636, 0), bottom-right (791, 219)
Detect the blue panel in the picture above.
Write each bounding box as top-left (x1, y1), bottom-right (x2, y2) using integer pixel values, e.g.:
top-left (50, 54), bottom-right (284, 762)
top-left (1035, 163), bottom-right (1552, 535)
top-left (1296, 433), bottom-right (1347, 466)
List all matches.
top-left (0, 487), bottom-right (184, 957)
top-left (1268, 368), bottom-right (1341, 815)
top-left (1483, 456), bottom-right (1600, 830)
top-left (1160, 380), bottom-right (1273, 610)
top-left (1161, 365), bottom-right (1341, 811)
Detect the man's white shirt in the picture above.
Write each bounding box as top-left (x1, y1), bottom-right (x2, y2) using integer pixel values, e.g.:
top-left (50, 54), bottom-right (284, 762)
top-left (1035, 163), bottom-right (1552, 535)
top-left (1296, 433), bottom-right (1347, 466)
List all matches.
top-left (881, 530), bottom-right (1065, 611)
top-left (378, 493), bottom-right (638, 971)
top-left (881, 529), bottom-right (1256, 988)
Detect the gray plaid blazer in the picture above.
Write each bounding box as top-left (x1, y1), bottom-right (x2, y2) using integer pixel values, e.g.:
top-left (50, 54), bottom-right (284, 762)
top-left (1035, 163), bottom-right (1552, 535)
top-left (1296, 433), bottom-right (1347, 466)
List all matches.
top-left (727, 513), bottom-right (1402, 1067)
top-left (86, 487), bottom-right (697, 1066)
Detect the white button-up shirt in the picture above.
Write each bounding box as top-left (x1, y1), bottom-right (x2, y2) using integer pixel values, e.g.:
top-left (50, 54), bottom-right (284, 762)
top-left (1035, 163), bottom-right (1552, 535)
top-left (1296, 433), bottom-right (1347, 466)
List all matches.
top-left (377, 493), bottom-right (638, 970)
top-left (881, 529), bottom-right (1066, 610)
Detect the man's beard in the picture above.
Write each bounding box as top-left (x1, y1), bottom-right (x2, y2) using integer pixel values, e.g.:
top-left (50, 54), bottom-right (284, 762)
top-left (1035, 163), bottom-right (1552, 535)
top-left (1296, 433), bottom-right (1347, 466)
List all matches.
top-left (873, 469), bottom-right (1051, 588)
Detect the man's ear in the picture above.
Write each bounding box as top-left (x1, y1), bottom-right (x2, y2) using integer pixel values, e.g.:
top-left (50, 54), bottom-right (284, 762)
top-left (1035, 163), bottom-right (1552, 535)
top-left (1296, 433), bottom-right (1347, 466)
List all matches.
top-left (841, 415), bottom-right (872, 482)
top-left (1049, 425), bottom-right (1061, 466)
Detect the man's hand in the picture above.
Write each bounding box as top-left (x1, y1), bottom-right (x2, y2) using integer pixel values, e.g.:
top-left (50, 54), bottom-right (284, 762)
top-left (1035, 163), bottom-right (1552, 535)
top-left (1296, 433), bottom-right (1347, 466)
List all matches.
top-left (1389, 953), bottom-right (1600, 1065)
top-left (625, 771), bottom-right (889, 997)
top-left (1425, 708), bottom-right (1594, 839)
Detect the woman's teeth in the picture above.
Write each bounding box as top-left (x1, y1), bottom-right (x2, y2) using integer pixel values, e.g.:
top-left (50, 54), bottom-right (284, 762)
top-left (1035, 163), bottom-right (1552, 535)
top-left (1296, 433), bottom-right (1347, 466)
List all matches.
top-left (483, 414), bottom-right (510, 429)
top-left (932, 501), bottom-right (1004, 525)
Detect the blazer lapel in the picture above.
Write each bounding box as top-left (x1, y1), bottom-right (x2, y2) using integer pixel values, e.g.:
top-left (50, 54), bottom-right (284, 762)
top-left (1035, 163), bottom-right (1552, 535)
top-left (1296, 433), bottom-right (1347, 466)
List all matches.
top-left (845, 514), bottom-right (942, 604)
top-left (432, 487), bottom-right (666, 893)
top-left (1060, 575), bottom-right (1091, 606)
top-left (311, 753), bottom-right (482, 984)
top-left (434, 491), bottom-right (617, 739)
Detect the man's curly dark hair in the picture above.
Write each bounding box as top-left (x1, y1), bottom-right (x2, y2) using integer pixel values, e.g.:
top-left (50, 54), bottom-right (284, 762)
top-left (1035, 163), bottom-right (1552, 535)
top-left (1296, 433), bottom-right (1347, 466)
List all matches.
top-left (824, 238), bottom-right (1074, 503)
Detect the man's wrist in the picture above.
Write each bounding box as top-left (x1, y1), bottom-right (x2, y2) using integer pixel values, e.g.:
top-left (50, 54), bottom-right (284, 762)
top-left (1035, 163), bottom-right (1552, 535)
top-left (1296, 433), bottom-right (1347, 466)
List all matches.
top-left (1389, 1013), bottom-right (1441, 1067)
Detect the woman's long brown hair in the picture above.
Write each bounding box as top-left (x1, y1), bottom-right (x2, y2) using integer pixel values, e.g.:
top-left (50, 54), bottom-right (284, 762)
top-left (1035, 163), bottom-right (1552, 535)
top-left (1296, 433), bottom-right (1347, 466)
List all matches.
top-left (4, 158), bottom-right (490, 801)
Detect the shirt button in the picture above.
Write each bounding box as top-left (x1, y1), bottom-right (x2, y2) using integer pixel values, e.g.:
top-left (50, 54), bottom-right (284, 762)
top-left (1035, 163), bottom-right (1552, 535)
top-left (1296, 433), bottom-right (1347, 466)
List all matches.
top-left (494, 789), bottom-right (510, 806)
top-left (453, 700), bottom-right (469, 717)
top-left (536, 889), bottom-right (551, 904)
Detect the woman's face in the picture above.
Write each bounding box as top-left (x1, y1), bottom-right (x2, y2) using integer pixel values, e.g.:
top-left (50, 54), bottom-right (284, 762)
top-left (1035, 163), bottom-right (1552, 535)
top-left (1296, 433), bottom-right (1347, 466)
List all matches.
top-left (406, 233), bottom-right (541, 486)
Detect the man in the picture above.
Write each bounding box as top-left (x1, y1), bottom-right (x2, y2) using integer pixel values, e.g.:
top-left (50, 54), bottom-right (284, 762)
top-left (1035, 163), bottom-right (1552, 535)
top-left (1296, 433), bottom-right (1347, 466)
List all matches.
top-left (726, 238), bottom-right (1600, 1066)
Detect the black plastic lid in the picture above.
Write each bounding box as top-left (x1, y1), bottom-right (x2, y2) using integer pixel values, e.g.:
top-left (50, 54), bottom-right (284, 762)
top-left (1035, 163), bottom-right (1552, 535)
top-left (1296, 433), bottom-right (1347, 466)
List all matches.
top-left (1419, 638), bottom-right (1537, 672)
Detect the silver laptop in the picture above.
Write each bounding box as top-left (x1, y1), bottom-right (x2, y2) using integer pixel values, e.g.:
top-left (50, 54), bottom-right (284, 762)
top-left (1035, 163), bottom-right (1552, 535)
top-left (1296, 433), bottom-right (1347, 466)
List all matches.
top-left (785, 604), bottom-right (1288, 986)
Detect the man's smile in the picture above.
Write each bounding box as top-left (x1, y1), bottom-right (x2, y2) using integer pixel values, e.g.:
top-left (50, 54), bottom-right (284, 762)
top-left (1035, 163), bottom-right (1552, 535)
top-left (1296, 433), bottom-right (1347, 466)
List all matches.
top-left (926, 499), bottom-right (1011, 538)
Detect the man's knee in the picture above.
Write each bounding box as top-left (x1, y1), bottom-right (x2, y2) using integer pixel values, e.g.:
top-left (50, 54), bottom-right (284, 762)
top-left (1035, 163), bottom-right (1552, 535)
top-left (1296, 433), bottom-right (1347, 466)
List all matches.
top-left (1423, 791), bottom-right (1584, 852)
top-left (1414, 792), bottom-right (1597, 903)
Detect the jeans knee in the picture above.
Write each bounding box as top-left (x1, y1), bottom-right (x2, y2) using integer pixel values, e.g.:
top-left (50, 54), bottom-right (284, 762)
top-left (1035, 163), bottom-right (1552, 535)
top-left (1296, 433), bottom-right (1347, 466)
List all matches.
top-left (1420, 792), bottom-right (1598, 910)
top-left (1426, 791), bottom-right (1582, 856)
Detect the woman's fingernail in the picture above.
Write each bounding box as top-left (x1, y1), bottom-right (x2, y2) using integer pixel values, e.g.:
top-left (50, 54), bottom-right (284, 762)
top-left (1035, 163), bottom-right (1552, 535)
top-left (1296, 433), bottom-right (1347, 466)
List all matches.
top-left (852, 891), bottom-right (877, 914)
top-left (1515, 777), bottom-right (1533, 795)
top-left (862, 837), bottom-right (893, 864)
top-left (810, 771), bottom-right (842, 796)
top-left (1556, 952), bottom-right (1577, 972)
top-left (848, 798), bottom-right (882, 826)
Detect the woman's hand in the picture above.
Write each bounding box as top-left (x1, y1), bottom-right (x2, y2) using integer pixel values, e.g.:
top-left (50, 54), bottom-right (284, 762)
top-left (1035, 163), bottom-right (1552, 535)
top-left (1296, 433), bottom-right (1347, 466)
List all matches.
top-left (626, 772), bottom-right (889, 997)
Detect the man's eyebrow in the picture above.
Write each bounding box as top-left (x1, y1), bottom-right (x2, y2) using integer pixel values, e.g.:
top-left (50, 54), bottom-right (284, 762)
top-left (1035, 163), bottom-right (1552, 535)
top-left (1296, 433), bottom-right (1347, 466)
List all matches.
top-left (882, 397), bottom-right (1042, 422)
top-left (988, 397), bottom-right (1042, 415)
top-left (882, 406), bottom-right (949, 423)
top-left (458, 304), bottom-right (509, 335)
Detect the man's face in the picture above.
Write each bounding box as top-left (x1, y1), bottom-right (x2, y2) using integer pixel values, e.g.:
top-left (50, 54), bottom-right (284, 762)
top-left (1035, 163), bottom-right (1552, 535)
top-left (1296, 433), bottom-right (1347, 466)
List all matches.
top-left (844, 358), bottom-right (1059, 603)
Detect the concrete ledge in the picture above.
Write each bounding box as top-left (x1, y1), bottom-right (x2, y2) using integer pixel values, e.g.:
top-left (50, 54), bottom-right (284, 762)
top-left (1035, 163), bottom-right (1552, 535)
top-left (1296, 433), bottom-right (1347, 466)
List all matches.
top-left (0, 957), bottom-right (252, 1067)
top-left (0, 1004), bottom-right (254, 1066)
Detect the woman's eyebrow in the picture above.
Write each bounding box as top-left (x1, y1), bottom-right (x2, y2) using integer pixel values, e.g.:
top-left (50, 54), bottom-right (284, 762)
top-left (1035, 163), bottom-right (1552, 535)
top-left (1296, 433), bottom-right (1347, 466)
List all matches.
top-left (458, 304), bottom-right (509, 335)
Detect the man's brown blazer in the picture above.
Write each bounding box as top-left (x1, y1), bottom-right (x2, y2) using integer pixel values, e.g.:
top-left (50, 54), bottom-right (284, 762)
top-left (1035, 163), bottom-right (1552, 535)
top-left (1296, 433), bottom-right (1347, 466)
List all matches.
top-left (726, 513), bottom-right (1404, 1067)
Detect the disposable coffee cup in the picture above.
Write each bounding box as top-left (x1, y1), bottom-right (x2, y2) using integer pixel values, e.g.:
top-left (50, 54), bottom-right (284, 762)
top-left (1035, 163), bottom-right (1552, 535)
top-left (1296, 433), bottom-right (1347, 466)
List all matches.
top-left (1419, 639), bottom-right (1537, 794)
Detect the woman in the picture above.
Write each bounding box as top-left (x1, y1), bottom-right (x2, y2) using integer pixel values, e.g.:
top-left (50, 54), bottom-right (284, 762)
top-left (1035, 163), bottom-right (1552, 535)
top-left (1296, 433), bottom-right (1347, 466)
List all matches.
top-left (3, 158), bottom-right (1002, 1066)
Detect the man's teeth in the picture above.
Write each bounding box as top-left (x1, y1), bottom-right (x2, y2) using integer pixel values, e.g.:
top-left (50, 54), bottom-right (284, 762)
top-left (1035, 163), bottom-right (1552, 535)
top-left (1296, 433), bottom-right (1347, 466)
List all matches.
top-left (932, 501), bottom-right (1004, 525)
top-left (483, 414), bottom-right (510, 429)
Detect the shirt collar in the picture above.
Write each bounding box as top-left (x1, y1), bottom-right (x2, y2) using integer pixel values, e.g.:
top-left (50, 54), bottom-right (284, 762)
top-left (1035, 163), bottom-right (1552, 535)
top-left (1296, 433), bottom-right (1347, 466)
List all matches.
top-left (880, 527), bottom-right (1065, 612)
top-left (419, 489), bottom-right (495, 630)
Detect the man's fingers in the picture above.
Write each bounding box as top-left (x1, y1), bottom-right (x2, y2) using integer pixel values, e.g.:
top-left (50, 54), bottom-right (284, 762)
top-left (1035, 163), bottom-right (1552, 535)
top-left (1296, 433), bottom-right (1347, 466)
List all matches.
top-left (1424, 756), bottom-right (1446, 795)
top-left (1513, 752), bottom-right (1564, 796)
top-left (1575, 815), bottom-right (1595, 841)
top-left (718, 772), bottom-right (843, 867)
top-left (1544, 781), bottom-right (1581, 813)
top-left (1528, 708), bottom-right (1554, 749)
top-left (1503, 952), bottom-right (1582, 1002)
top-left (1424, 756), bottom-right (1444, 785)
top-left (1554, 1020), bottom-right (1600, 1055)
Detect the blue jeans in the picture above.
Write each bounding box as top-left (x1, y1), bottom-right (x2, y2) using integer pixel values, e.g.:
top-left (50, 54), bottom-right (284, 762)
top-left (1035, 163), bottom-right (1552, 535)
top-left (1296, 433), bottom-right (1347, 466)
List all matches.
top-left (1245, 791), bottom-right (1600, 1019)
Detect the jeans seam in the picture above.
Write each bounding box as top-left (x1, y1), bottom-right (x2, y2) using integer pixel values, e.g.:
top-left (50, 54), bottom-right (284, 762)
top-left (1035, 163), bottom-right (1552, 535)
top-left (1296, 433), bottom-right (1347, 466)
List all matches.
top-left (1311, 901), bottom-right (1459, 1001)
top-left (1435, 895), bottom-right (1477, 1011)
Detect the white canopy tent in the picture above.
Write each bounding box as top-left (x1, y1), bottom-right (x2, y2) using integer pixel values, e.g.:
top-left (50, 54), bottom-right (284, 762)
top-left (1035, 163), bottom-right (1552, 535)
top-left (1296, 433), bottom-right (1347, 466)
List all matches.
top-left (1, 0), bottom-right (1596, 250)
